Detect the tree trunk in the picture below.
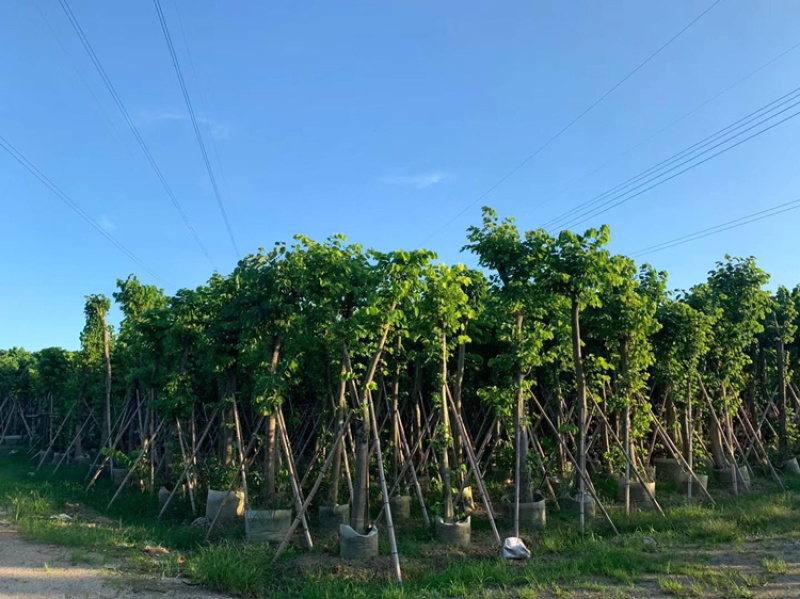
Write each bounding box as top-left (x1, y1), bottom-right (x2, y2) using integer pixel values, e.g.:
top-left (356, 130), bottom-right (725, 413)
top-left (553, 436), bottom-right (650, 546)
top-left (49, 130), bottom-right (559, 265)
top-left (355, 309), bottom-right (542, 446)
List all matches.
top-left (709, 410), bottom-right (727, 469)
top-left (262, 340), bottom-right (282, 507)
top-left (570, 296), bottom-right (588, 534)
top-left (328, 348), bottom-right (348, 505)
top-left (350, 408), bottom-right (371, 534)
top-left (777, 329), bottom-right (789, 460)
top-left (101, 313), bottom-right (112, 448)
top-left (391, 337), bottom-right (402, 486)
top-left (453, 339), bottom-right (466, 484)
top-left (440, 332), bottom-right (454, 521)
top-left (514, 313), bottom-right (533, 505)
top-left (349, 317), bottom-right (394, 535)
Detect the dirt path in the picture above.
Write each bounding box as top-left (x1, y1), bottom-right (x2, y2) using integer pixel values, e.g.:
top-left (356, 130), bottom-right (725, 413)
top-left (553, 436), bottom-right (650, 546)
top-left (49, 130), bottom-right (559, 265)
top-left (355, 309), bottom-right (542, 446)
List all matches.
top-left (0, 516), bottom-right (227, 599)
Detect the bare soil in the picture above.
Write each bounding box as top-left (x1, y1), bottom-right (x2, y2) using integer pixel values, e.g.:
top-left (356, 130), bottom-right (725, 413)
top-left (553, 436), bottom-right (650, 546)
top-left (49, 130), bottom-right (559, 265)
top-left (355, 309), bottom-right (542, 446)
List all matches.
top-left (0, 516), bottom-right (228, 599)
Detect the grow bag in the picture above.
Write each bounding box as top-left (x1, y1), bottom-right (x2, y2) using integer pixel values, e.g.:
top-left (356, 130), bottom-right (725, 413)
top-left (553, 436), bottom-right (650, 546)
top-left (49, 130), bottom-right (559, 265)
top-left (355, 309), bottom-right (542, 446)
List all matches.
top-left (111, 468), bottom-right (129, 486)
top-left (616, 479), bottom-right (656, 508)
top-left (784, 457), bottom-right (800, 475)
top-left (205, 489), bottom-right (245, 525)
top-left (389, 495), bottom-right (412, 521)
top-left (1, 435), bottom-right (24, 445)
top-left (339, 524), bottom-right (379, 560)
top-left (654, 458), bottom-right (684, 484)
top-left (245, 508), bottom-right (293, 544)
top-left (678, 473), bottom-right (709, 494)
top-left (319, 503), bottom-right (350, 530)
top-left (712, 466), bottom-right (751, 492)
top-left (501, 493), bottom-right (546, 527)
top-left (435, 516), bottom-right (471, 547)
top-left (559, 493), bottom-right (596, 518)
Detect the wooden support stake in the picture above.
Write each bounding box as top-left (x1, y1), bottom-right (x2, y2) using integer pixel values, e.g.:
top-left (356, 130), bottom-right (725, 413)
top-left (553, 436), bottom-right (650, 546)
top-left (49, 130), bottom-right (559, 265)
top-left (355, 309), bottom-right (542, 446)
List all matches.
top-left (529, 393), bottom-right (618, 535)
top-left (159, 406), bottom-right (222, 519)
top-left (447, 387), bottom-right (501, 545)
top-left (107, 418), bottom-right (165, 509)
top-left (273, 410), bottom-right (354, 563)
top-left (589, 394), bottom-right (664, 517)
top-left (175, 418), bottom-right (197, 516)
top-left (368, 392), bottom-right (402, 584)
top-left (36, 403), bottom-right (76, 471)
top-left (277, 407), bottom-right (313, 550)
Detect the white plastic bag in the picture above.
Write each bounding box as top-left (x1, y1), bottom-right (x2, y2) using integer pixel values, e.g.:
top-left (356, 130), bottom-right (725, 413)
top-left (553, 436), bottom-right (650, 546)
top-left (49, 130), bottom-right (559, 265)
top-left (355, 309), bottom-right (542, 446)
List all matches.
top-left (502, 536), bottom-right (531, 559)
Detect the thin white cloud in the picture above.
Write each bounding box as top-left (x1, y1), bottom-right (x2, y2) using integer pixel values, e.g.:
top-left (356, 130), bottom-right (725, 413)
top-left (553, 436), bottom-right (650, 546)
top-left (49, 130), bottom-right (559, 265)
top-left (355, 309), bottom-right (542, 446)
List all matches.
top-left (380, 172), bottom-right (447, 189)
top-left (98, 215), bottom-right (116, 231)
top-left (135, 109), bottom-right (231, 139)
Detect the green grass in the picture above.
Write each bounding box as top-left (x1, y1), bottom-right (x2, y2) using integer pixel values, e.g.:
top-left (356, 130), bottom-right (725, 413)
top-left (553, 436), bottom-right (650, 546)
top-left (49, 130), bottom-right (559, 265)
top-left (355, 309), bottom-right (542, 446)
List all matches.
top-left (2, 451), bottom-right (800, 598)
top-left (762, 556), bottom-right (788, 575)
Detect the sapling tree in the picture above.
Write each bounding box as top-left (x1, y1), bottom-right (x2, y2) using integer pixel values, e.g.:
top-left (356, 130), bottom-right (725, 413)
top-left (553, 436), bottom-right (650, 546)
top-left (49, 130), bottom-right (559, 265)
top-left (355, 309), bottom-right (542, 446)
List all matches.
top-left (465, 208), bottom-right (556, 516)
top-left (769, 286), bottom-right (797, 460)
top-left (588, 260), bottom-right (662, 481)
top-left (419, 263), bottom-right (476, 521)
top-left (688, 256), bottom-right (770, 470)
top-left (652, 296), bottom-right (713, 463)
top-left (81, 295), bottom-right (113, 450)
top-left (537, 225), bottom-right (618, 532)
top-left (348, 248), bottom-right (433, 535)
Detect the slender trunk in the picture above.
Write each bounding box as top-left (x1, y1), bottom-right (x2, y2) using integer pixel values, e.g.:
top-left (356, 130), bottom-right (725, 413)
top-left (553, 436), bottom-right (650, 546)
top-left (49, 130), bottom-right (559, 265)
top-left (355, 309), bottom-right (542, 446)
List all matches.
top-left (351, 409), bottom-right (370, 534)
top-left (101, 313), bottom-right (112, 447)
top-left (328, 347), bottom-right (348, 505)
top-left (709, 408), bottom-right (727, 469)
top-left (777, 324), bottom-right (788, 459)
top-left (570, 296), bottom-right (588, 534)
top-left (453, 338), bottom-right (467, 484)
top-left (262, 339), bottom-right (282, 507)
top-left (350, 315), bottom-right (395, 535)
top-left (441, 332), bottom-right (454, 521)
top-left (391, 337), bottom-right (402, 486)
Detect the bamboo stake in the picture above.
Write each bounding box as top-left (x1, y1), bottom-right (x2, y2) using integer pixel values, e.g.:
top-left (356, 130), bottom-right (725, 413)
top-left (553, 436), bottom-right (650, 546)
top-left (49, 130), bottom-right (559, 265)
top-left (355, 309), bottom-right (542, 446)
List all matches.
top-left (375, 408), bottom-right (437, 527)
top-left (272, 410), bottom-right (354, 563)
top-left (527, 428), bottom-right (561, 509)
top-left (447, 388), bottom-right (501, 545)
top-left (204, 412), bottom-right (267, 537)
top-left (158, 406), bottom-right (222, 519)
top-left (528, 393), bottom-right (618, 535)
top-left (638, 396), bottom-right (716, 505)
top-left (394, 399), bottom-right (431, 527)
top-left (85, 397), bottom-right (133, 480)
top-left (85, 405), bottom-right (139, 491)
top-left (277, 407), bottom-right (313, 549)
top-left (175, 418), bottom-right (197, 516)
top-left (107, 418), bottom-right (165, 509)
top-left (737, 405), bottom-right (784, 489)
top-left (588, 394), bottom-right (664, 517)
top-left (368, 392), bottom-right (402, 584)
top-left (52, 412), bottom-right (92, 475)
top-left (16, 400), bottom-right (34, 439)
top-left (232, 400), bottom-right (250, 539)
top-left (36, 403), bottom-right (76, 471)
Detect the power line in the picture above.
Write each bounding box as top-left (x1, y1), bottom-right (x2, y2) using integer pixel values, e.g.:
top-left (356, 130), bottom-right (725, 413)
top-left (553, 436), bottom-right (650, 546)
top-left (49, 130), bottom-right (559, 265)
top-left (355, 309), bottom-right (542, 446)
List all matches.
top-left (630, 196), bottom-right (800, 258)
top-left (169, 0), bottom-right (235, 229)
top-left (152, 0), bottom-right (240, 259)
top-left (522, 36), bottom-right (800, 226)
top-left (420, 0), bottom-right (723, 243)
top-left (555, 89), bottom-right (800, 231)
top-left (0, 133), bottom-right (167, 285)
top-left (56, 0), bottom-right (217, 271)
top-left (544, 83), bottom-right (800, 230)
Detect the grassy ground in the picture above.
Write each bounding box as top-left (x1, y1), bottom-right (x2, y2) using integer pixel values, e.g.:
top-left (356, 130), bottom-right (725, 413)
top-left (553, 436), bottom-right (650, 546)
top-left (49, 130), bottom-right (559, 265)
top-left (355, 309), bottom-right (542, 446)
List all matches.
top-left (2, 450), bottom-right (800, 598)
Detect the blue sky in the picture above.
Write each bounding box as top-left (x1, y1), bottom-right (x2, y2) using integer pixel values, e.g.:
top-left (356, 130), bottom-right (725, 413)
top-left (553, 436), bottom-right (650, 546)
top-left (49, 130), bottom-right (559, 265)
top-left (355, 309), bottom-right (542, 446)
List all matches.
top-left (3, 1), bottom-right (800, 351)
